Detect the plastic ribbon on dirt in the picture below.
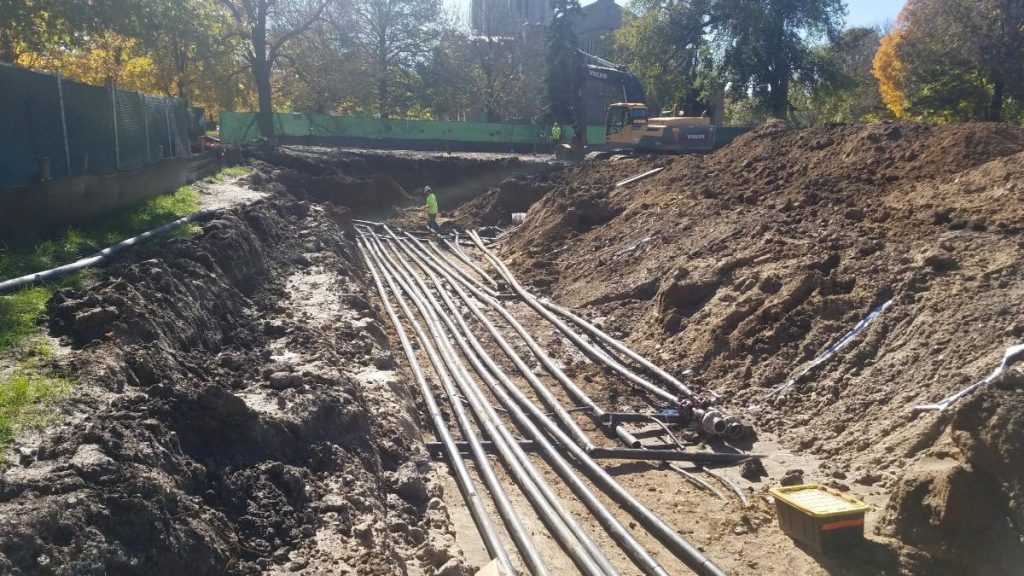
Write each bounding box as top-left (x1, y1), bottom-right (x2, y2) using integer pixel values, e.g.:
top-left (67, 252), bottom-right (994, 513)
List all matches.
top-left (767, 299), bottom-right (894, 398)
top-left (914, 343), bottom-right (1024, 412)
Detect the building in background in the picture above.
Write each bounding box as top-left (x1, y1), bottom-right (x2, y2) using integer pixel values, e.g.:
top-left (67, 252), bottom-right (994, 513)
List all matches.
top-left (573, 0), bottom-right (622, 58)
top-left (471, 0), bottom-right (622, 56)
top-left (471, 0), bottom-right (552, 36)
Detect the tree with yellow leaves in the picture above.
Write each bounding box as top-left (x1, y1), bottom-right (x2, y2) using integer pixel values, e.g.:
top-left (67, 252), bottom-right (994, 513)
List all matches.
top-left (873, 0), bottom-right (1024, 122)
top-left (873, 27), bottom-right (908, 119)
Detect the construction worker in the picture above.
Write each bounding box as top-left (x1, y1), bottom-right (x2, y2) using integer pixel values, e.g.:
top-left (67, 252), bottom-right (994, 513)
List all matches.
top-left (423, 186), bottom-right (440, 233)
top-left (551, 122), bottom-right (561, 153)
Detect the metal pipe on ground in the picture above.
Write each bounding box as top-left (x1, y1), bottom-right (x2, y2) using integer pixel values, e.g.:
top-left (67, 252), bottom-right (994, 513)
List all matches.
top-left (356, 236), bottom-right (517, 575)
top-left (385, 227), bottom-right (727, 576)
top-left (359, 234), bottom-right (547, 576)
top-left (384, 232), bottom-right (672, 576)
top-left (393, 228), bottom-right (642, 449)
top-left (368, 234), bottom-right (614, 576)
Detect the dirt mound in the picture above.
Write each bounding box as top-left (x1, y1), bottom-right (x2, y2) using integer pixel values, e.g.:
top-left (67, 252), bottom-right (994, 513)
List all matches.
top-left (883, 368), bottom-right (1024, 574)
top-left (448, 172), bottom-right (559, 227)
top-left (499, 121), bottom-right (1024, 571)
top-left (0, 199), bottom-right (468, 575)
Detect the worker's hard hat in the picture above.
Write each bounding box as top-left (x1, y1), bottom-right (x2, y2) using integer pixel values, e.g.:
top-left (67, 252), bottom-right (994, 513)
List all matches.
top-left (424, 186), bottom-right (431, 192)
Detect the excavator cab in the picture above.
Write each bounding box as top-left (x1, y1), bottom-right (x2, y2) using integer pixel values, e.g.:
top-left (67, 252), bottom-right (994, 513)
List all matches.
top-left (605, 102), bottom-right (715, 153)
top-left (605, 104), bottom-right (648, 136)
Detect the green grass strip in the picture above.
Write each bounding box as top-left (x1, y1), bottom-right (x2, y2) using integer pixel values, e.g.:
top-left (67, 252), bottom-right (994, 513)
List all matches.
top-left (0, 171), bottom-right (238, 353)
top-left (0, 343), bottom-right (72, 452)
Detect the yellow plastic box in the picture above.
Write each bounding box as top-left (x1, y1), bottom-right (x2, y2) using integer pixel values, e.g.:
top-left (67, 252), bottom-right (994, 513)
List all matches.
top-left (770, 483), bottom-right (869, 553)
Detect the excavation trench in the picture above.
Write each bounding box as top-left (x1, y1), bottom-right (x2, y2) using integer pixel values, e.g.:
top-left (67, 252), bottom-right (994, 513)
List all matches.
top-left (5, 126), bottom-right (1023, 576)
top-left (0, 148), bottom-right (572, 576)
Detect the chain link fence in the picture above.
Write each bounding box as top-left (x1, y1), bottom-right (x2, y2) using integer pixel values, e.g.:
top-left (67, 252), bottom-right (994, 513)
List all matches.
top-left (0, 64), bottom-right (192, 189)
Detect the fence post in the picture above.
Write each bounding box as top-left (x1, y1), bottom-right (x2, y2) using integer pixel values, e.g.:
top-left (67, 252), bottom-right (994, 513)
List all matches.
top-left (109, 79), bottom-right (121, 171)
top-left (56, 72), bottom-right (71, 177)
top-left (164, 102), bottom-right (173, 158)
top-left (141, 93), bottom-right (150, 164)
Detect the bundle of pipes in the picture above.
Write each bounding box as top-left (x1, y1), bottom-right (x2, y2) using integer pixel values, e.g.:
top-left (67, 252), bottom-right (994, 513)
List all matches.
top-left (356, 224), bottom-right (730, 575)
top-left (443, 228), bottom-right (748, 442)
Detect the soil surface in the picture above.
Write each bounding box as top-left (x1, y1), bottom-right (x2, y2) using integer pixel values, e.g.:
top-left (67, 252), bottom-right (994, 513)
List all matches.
top-left (3, 130), bottom-right (1022, 576)
top-left (0, 197), bottom-right (472, 575)
top-left (485, 121), bottom-right (1024, 575)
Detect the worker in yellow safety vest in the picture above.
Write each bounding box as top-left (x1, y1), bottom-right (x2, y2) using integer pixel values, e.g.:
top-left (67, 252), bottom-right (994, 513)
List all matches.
top-left (551, 122), bottom-right (561, 153)
top-left (423, 186), bottom-right (440, 233)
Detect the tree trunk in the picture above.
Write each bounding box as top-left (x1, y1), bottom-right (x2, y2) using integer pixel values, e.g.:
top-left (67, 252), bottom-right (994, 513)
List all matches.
top-left (989, 74), bottom-right (1004, 122)
top-left (173, 34), bottom-right (188, 99)
top-left (252, 18), bottom-right (275, 137)
top-left (377, 32), bottom-right (389, 119)
top-left (770, 63), bottom-right (790, 119)
top-left (254, 61), bottom-right (274, 137)
top-left (377, 70), bottom-right (389, 119)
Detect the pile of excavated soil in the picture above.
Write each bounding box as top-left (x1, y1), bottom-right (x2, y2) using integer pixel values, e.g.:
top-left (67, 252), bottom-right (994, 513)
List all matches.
top-left (0, 200), bottom-right (471, 575)
top-left (500, 121), bottom-right (1024, 573)
top-left (448, 171), bottom-right (561, 228)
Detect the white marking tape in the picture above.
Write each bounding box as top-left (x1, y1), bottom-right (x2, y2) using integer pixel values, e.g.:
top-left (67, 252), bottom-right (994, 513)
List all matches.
top-left (767, 299), bottom-right (894, 398)
top-left (914, 343), bottom-right (1024, 411)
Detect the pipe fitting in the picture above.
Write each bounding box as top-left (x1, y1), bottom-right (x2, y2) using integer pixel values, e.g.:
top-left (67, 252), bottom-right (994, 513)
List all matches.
top-left (700, 409), bottom-right (727, 436)
top-left (723, 416), bottom-right (746, 440)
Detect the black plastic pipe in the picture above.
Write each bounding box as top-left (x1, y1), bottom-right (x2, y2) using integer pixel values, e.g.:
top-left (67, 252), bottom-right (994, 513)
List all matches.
top-left (385, 227), bottom-right (727, 576)
top-left (466, 229), bottom-right (680, 404)
top-left (395, 228), bottom-right (644, 449)
top-left (383, 232), bottom-right (671, 576)
top-left (369, 235), bottom-right (613, 576)
top-left (0, 209), bottom-right (216, 294)
top-left (356, 236), bottom-right (517, 575)
top-left (361, 235), bottom-right (548, 576)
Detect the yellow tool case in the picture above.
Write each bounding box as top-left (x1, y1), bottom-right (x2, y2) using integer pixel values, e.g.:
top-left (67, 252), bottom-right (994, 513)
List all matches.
top-left (770, 483), bottom-right (869, 553)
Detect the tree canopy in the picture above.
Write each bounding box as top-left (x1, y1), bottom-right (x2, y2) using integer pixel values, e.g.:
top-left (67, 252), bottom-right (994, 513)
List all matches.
top-left (5, 0), bottom-right (1022, 129)
top-left (874, 0), bottom-right (1024, 122)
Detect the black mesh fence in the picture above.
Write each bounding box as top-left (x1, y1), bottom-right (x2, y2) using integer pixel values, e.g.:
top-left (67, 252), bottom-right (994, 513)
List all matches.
top-left (0, 64), bottom-right (192, 189)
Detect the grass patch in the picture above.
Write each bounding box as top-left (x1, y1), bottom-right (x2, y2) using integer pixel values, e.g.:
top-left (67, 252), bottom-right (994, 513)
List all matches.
top-left (0, 287), bottom-right (52, 351)
top-left (0, 184), bottom-right (202, 353)
top-left (0, 342), bottom-right (72, 450)
top-left (202, 165), bottom-right (251, 184)
top-left (0, 184), bottom-right (200, 280)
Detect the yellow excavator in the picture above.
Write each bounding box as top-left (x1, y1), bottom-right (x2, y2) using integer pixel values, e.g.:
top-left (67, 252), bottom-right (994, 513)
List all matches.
top-left (555, 51), bottom-right (715, 159)
top-left (603, 103), bottom-right (715, 153)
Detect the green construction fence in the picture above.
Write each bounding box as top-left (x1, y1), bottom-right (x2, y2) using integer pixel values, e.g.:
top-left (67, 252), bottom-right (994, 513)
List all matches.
top-left (219, 112), bottom-right (606, 147)
top-left (219, 111), bottom-right (750, 151)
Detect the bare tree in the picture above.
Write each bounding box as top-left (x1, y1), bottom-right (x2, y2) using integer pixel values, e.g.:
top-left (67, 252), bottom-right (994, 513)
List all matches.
top-left (220, 0), bottom-right (329, 136)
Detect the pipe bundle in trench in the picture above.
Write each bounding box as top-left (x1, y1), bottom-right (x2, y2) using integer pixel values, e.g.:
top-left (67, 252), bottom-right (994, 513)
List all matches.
top-left (357, 224), bottom-right (729, 576)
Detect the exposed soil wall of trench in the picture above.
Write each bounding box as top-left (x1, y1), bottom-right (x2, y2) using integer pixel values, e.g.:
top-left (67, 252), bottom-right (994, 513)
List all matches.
top-left (484, 121), bottom-right (1024, 574)
top-left (244, 146), bottom-right (559, 217)
top-left (0, 199), bottom-right (471, 575)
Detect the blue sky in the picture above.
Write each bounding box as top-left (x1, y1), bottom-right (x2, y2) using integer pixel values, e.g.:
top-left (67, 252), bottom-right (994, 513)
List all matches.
top-left (847, 0), bottom-right (904, 27)
top-left (445, 0), bottom-right (905, 30)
